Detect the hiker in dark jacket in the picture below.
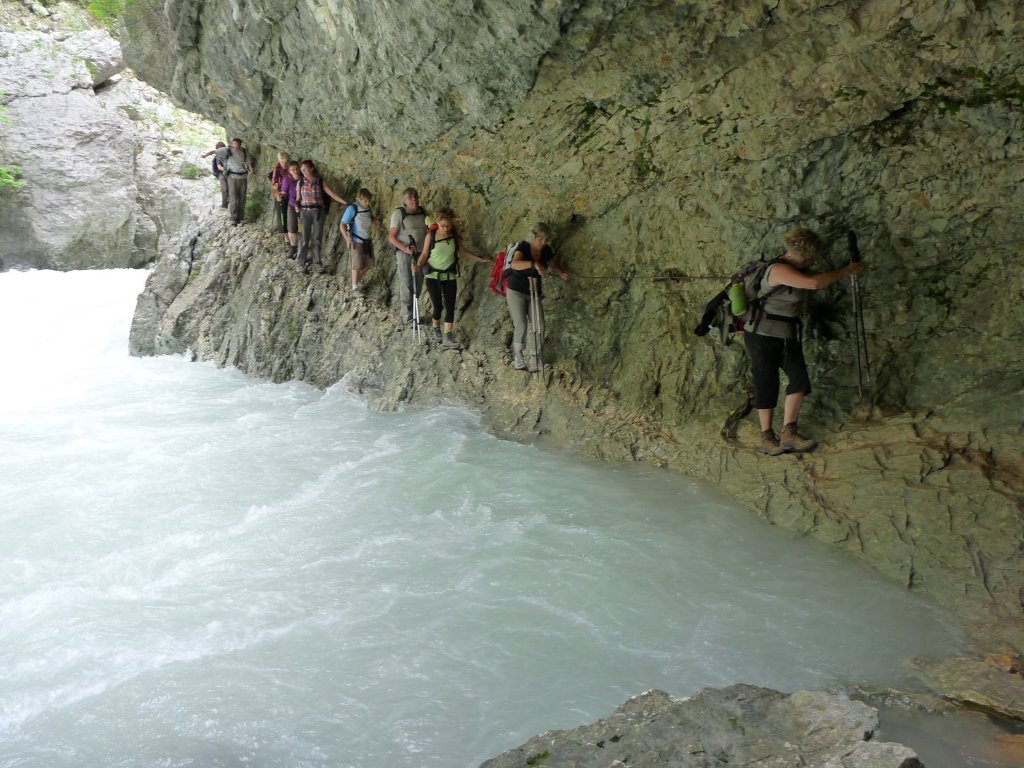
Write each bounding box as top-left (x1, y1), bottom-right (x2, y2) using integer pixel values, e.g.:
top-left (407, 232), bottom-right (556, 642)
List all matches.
top-left (745, 228), bottom-right (864, 455)
top-left (505, 222), bottom-right (569, 371)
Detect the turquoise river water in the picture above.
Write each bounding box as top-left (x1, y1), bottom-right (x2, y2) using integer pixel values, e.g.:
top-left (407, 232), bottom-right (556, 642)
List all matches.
top-left (0, 269), bottom-right (1015, 767)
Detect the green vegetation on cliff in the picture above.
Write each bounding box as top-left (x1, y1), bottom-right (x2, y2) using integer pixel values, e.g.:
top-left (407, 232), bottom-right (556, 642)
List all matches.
top-left (0, 98), bottom-right (23, 189)
top-left (81, 0), bottom-right (133, 27)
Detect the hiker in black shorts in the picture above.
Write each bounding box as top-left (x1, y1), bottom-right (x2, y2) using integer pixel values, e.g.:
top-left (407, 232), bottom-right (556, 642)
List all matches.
top-left (744, 228), bottom-right (864, 455)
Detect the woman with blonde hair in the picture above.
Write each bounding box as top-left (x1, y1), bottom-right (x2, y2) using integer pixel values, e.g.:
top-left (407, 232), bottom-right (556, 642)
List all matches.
top-left (269, 151), bottom-right (291, 245)
top-left (744, 227), bottom-right (864, 455)
top-left (413, 207), bottom-right (488, 349)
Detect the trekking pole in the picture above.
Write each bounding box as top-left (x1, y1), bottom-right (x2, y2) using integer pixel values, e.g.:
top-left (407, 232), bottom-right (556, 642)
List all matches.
top-left (850, 233), bottom-right (871, 383)
top-left (410, 238), bottom-right (420, 342)
top-left (847, 230), bottom-right (871, 396)
top-left (528, 276), bottom-right (544, 373)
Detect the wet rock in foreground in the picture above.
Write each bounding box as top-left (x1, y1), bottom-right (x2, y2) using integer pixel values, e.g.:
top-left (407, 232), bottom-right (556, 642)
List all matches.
top-left (480, 685), bottom-right (921, 768)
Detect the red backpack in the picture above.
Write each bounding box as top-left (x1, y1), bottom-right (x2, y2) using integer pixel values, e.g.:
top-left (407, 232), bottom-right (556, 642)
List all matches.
top-left (488, 241), bottom-right (520, 296)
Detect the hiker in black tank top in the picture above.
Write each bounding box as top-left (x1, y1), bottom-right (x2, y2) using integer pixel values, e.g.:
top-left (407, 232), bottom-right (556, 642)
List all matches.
top-left (505, 222), bottom-right (569, 371)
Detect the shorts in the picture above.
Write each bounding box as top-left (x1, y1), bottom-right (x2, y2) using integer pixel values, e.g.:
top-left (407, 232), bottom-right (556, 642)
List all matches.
top-left (351, 240), bottom-right (374, 271)
top-left (744, 331), bottom-right (812, 409)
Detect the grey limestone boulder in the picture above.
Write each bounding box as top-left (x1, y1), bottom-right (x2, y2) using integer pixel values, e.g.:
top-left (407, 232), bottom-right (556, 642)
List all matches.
top-left (75, 28), bottom-right (124, 87)
top-left (0, 26), bottom-right (215, 271)
top-left (480, 686), bottom-right (922, 768)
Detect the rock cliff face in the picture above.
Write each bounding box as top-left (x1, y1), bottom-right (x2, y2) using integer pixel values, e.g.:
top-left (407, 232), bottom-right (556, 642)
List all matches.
top-left (125, 0), bottom-right (1024, 704)
top-left (0, 5), bottom-right (220, 270)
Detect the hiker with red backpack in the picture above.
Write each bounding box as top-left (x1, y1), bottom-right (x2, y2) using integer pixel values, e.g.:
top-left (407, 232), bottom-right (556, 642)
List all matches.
top-left (413, 208), bottom-right (488, 349)
top-left (295, 160), bottom-right (348, 275)
top-left (502, 223), bottom-right (569, 371)
top-left (745, 228), bottom-right (864, 455)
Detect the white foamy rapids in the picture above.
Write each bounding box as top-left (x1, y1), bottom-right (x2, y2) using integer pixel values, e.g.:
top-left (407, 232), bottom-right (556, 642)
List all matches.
top-left (0, 269), bottom-right (1004, 768)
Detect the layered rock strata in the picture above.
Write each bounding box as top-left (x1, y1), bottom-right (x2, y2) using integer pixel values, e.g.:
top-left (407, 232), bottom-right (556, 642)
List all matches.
top-left (125, 0), bottom-right (1024, 716)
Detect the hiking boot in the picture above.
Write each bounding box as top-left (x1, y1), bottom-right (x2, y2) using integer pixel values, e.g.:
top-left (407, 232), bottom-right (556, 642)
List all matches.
top-left (528, 355), bottom-right (546, 373)
top-left (760, 429), bottom-right (786, 456)
top-left (350, 285), bottom-right (364, 298)
top-left (512, 345), bottom-right (527, 370)
top-left (442, 332), bottom-right (460, 350)
top-left (431, 327), bottom-right (443, 344)
top-left (780, 423), bottom-right (817, 453)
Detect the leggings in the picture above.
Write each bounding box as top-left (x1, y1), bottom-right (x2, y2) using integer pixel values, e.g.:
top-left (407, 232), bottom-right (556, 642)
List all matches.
top-left (506, 287), bottom-right (544, 351)
top-left (744, 331), bottom-right (811, 409)
top-left (424, 277), bottom-right (457, 324)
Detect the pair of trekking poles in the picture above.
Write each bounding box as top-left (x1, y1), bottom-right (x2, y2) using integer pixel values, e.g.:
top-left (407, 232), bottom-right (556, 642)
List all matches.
top-left (409, 237), bottom-right (422, 342)
top-left (528, 276), bottom-right (544, 373)
top-left (847, 230), bottom-right (870, 398)
top-left (407, 243), bottom-right (544, 371)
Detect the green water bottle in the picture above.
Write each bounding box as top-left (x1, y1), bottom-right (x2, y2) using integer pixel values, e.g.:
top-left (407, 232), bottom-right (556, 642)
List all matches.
top-left (728, 283), bottom-right (747, 315)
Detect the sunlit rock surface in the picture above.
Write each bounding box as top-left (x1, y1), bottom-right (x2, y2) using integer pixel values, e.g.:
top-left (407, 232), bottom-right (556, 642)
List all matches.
top-left (0, 11), bottom-right (219, 270)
